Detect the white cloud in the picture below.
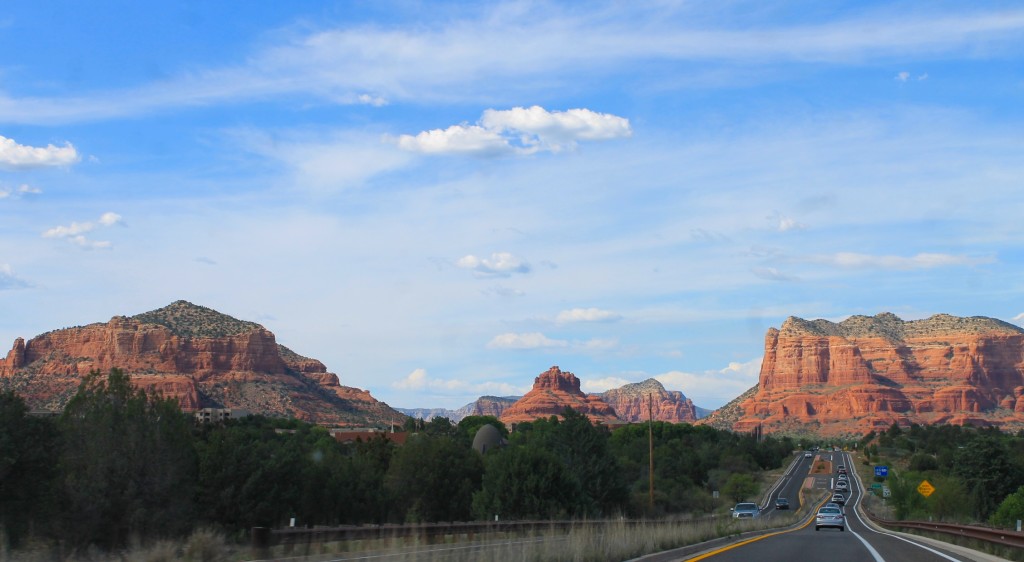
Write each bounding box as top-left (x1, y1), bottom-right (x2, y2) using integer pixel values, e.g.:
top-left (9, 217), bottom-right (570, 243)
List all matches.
top-left (487, 332), bottom-right (568, 349)
top-left (457, 252), bottom-right (530, 277)
top-left (581, 376), bottom-right (632, 393)
top-left (815, 252), bottom-right (993, 270)
top-left (98, 212), bottom-right (123, 226)
top-left (580, 338), bottom-right (619, 351)
top-left (556, 307), bottom-right (621, 323)
top-left (918, 73), bottom-right (929, 81)
top-left (397, 106), bottom-right (631, 156)
top-left (1013, 313), bottom-right (1024, 322)
top-left (0, 264), bottom-right (29, 290)
top-left (396, 124), bottom-right (514, 156)
top-left (654, 357), bottom-right (763, 407)
top-left (896, 71), bottom-right (910, 82)
top-left (42, 211), bottom-right (123, 249)
top-left (391, 368), bottom-right (529, 396)
top-left (0, 135), bottom-right (79, 168)
top-left (777, 216), bottom-right (804, 232)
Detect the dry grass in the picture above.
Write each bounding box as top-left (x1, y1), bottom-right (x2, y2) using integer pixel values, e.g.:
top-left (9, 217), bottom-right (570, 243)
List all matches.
top-left (0, 528), bottom-right (240, 562)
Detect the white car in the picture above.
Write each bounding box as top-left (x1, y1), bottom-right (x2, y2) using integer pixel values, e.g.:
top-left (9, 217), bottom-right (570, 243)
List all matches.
top-left (835, 480), bottom-right (849, 491)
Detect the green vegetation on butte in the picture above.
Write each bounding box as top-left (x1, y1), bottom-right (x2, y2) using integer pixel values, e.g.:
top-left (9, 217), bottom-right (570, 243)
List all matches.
top-left (131, 300), bottom-right (263, 338)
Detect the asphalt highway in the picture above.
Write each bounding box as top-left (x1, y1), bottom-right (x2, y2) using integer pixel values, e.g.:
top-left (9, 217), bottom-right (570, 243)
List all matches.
top-left (686, 451), bottom-right (969, 562)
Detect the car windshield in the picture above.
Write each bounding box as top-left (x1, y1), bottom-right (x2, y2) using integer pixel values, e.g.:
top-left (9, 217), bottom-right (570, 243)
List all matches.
top-left (735, 503), bottom-right (757, 510)
top-left (818, 507), bottom-right (842, 515)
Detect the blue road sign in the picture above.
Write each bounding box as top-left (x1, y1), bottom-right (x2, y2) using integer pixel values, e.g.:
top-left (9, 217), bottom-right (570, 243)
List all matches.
top-left (874, 465), bottom-right (888, 477)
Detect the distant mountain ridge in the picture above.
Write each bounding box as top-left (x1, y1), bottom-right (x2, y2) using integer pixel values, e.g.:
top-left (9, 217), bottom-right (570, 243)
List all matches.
top-left (397, 395), bottom-right (520, 422)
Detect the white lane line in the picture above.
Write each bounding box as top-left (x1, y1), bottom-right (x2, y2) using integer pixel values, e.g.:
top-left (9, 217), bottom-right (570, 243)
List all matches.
top-left (845, 452), bottom-right (964, 562)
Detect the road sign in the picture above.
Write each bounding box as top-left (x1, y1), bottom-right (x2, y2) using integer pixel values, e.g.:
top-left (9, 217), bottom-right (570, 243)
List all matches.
top-left (917, 480), bottom-right (935, 498)
top-left (874, 465), bottom-right (888, 477)
top-left (883, 486), bottom-right (891, 498)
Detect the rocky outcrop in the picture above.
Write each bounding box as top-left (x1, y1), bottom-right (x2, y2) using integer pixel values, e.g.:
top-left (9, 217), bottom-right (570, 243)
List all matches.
top-left (598, 378), bottom-right (700, 423)
top-left (456, 395), bottom-right (518, 419)
top-left (0, 301), bottom-right (404, 427)
top-left (736, 313), bottom-right (1024, 436)
top-left (500, 366), bottom-right (619, 425)
top-left (398, 396), bottom-right (520, 423)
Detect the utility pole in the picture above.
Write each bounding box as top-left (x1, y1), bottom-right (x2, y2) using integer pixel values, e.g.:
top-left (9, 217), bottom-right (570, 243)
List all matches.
top-left (648, 393), bottom-right (654, 511)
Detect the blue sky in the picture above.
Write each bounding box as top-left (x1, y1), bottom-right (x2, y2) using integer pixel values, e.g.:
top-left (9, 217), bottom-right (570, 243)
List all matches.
top-left (1, 1), bottom-right (1023, 410)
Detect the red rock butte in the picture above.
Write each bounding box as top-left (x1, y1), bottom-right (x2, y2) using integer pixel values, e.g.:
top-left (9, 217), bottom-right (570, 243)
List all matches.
top-left (500, 366), bottom-right (620, 425)
top-left (0, 300), bottom-right (403, 426)
top-left (599, 378), bottom-right (700, 423)
top-left (735, 312), bottom-right (1024, 436)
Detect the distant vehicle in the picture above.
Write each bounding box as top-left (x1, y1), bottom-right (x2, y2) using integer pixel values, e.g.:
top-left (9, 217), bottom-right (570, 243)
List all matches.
top-left (837, 473), bottom-right (848, 481)
top-left (816, 506), bottom-right (845, 531)
top-left (831, 493), bottom-right (846, 505)
top-left (835, 480), bottom-right (849, 491)
top-left (825, 502), bottom-right (843, 511)
top-left (775, 498), bottom-right (790, 510)
top-left (804, 452), bottom-right (813, 458)
top-left (731, 502), bottom-right (760, 518)
top-left (837, 465), bottom-right (847, 475)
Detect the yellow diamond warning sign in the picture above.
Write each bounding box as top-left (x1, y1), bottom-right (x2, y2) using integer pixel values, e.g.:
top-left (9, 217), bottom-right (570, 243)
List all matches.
top-left (917, 480), bottom-right (935, 498)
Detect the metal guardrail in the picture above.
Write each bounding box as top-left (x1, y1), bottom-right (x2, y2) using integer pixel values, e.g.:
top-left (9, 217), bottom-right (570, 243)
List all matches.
top-left (867, 516), bottom-right (1024, 549)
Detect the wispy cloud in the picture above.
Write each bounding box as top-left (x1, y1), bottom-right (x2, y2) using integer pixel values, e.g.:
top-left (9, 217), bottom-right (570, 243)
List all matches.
top-left (556, 307), bottom-right (621, 323)
top-left (0, 135), bottom-right (79, 168)
top-left (457, 252), bottom-right (530, 277)
top-left (811, 252), bottom-right (993, 270)
top-left (391, 368), bottom-right (529, 396)
top-left (752, 267), bottom-right (800, 282)
top-left (0, 184), bottom-right (43, 199)
top-left (4, 7), bottom-right (1020, 124)
top-left (487, 332), bottom-right (568, 349)
top-left (42, 212), bottom-right (123, 249)
top-left (0, 264), bottom-right (29, 290)
top-left (396, 106), bottom-right (631, 156)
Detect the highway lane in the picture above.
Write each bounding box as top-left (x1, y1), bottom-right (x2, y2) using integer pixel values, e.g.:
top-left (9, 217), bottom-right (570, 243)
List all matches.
top-left (689, 451), bottom-right (970, 562)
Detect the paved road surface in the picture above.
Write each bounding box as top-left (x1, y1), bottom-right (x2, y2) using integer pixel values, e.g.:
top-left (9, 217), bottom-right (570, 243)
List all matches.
top-left (686, 451), bottom-right (969, 562)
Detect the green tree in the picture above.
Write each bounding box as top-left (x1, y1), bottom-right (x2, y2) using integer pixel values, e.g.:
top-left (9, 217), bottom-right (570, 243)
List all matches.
top-left (385, 434), bottom-right (483, 522)
top-left (722, 473), bottom-right (757, 503)
top-left (0, 391), bottom-right (59, 549)
top-left (990, 484), bottom-right (1024, 528)
top-left (472, 445), bottom-right (580, 520)
top-left (58, 369), bottom-right (197, 549)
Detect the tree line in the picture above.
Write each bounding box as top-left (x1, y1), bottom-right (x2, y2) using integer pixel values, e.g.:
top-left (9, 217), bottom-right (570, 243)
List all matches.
top-left (0, 368), bottom-right (794, 553)
top-left (859, 422), bottom-right (1024, 527)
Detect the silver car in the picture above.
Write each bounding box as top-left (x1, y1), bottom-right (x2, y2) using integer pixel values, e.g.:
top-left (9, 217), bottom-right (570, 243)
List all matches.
top-left (731, 502), bottom-right (760, 518)
top-left (815, 506), bottom-right (845, 531)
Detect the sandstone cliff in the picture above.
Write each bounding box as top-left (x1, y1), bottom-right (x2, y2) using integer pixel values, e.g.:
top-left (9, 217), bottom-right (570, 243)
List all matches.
top-left (737, 313), bottom-right (1024, 436)
top-left (598, 378), bottom-right (700, 423)
top-left (0, 300), bottom-right (404, 426)
top-left (500, 366), bottom-right (620, 425)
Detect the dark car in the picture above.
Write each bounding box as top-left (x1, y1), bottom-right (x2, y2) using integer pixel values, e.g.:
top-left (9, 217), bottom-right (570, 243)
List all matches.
top-left (774, 498), bottom-right (790, 510)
